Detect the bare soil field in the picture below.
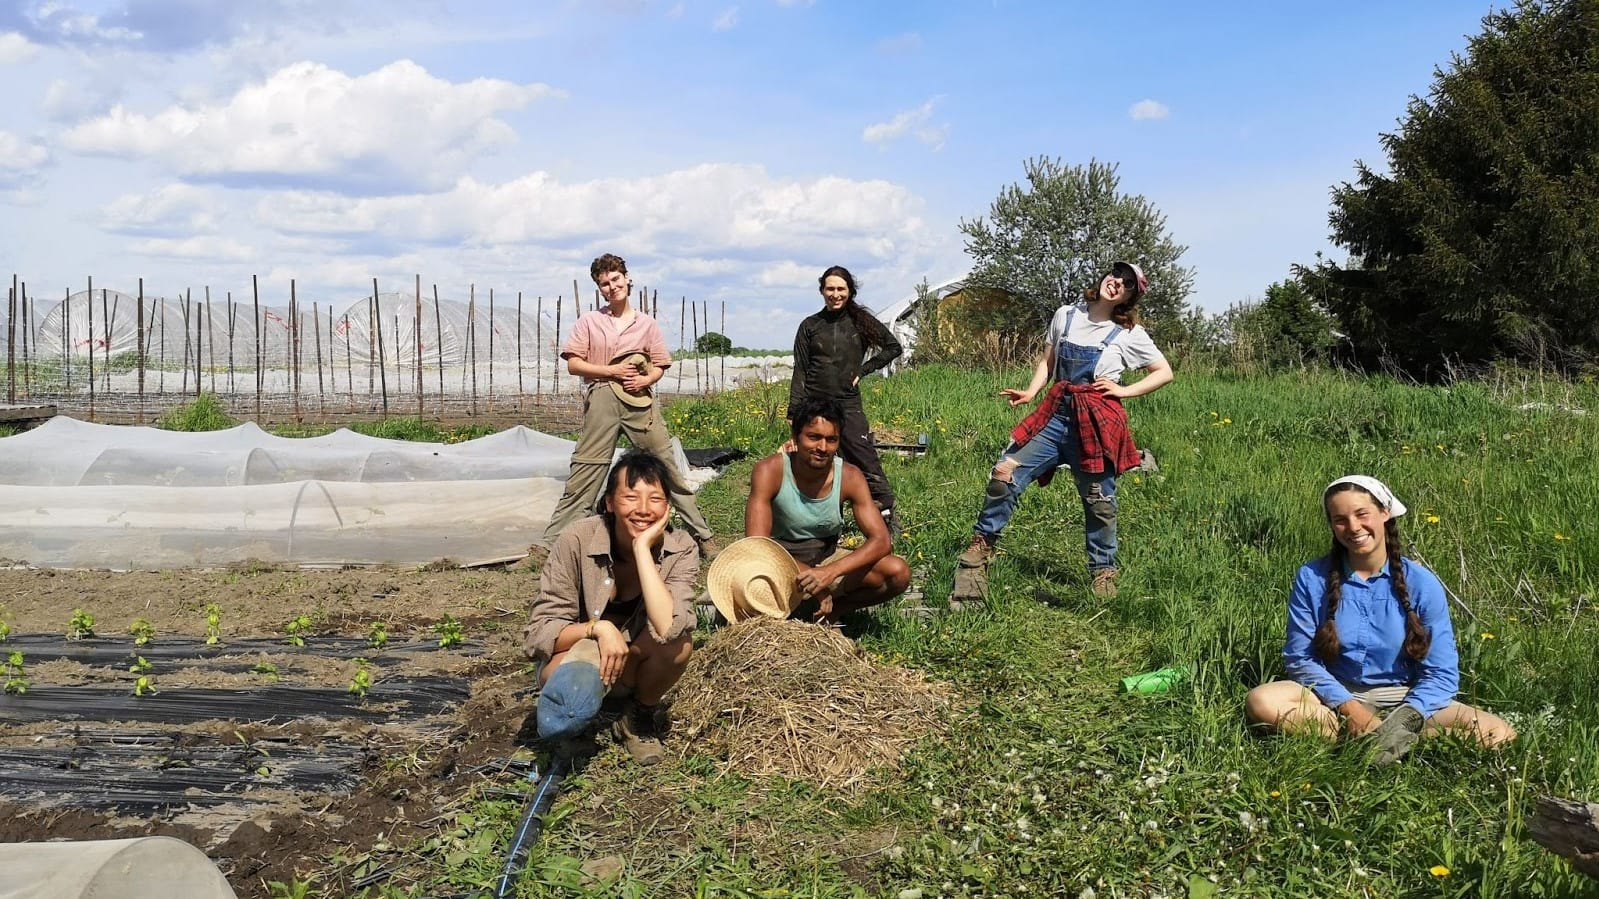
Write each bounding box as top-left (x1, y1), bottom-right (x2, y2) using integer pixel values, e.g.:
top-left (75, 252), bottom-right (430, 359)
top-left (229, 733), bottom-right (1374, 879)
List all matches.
top-left (0, 563), bottom-right (541, 897)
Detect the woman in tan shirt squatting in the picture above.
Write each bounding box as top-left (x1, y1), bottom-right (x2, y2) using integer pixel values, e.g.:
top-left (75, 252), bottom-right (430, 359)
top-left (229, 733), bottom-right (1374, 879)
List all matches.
top-left (523, 450), bottom-right (698, 764)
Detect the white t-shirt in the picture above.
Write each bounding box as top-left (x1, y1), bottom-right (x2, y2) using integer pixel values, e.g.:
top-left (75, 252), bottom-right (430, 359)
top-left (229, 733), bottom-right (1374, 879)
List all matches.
top-left (1044, 303), bottom-right (1165, 382)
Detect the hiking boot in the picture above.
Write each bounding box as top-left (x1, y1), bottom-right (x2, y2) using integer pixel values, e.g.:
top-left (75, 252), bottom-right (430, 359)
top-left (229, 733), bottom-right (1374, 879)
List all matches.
top-left (957, 534), bottom-right (994, 569)
top-left (511, 543), bottom-right (550, 571)
top-left (1091, 568), bottom-right (1120, 599)
top-left (611, 702), bottom-right (665, 765)
top-left (695, 536), bottom-right (723, 562)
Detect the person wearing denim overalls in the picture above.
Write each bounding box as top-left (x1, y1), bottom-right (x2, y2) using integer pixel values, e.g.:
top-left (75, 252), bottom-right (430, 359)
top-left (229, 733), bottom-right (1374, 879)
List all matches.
top-left (953, 262), bottom-right (1173, 603)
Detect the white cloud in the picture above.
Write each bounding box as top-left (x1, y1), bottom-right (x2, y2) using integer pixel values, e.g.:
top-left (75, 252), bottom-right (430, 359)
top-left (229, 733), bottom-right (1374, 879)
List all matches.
top-left (1129, 99), bottom-right (1170, 121)
top-left (0, 131), bottom-right (50, 185)
top-left (712, 7), bottom-right (739, 31)
top-left (254, 163), bottom-right (927, 260)
top-left (0, 31), bottom-right (40, 63)
top-left (664, 2), bottom-right (685, 18)
top-left (756, 260), bottom-right (813, 287)
top-left (61, 60), bottom-right (563, 192)
top-left (101, 184), bottom-right (221, 235)
top-left (875, 32), bottom-right (922, 56)
top-left (126, 236), bottom-right (256, 262)
top-left (862, 98), bottom-right (948, 149)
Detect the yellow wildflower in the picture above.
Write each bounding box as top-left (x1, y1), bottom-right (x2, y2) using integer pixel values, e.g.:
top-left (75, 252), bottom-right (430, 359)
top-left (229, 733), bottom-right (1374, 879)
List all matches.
top-left (1425, 514), bottom-right (1441, 524)
top-left (1480, 632), bottom-right (1495, 640)
top-left (1555, 533), bottom-right (1569, 541)
top-left (1430, 865), bottom-right (1450, 877)
top-left (1269, 790), bottom-right (1281, 798)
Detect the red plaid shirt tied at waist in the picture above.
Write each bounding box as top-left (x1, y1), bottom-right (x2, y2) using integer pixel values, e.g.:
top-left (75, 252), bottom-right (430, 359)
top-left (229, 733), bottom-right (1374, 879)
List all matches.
top-left (1009, 381), bottom-right (1141, 482)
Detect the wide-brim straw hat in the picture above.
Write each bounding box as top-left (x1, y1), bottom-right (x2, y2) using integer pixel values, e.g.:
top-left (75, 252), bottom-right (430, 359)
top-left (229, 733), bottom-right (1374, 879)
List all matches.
top-left (607, 351), bottom-right (656, 408)
top-left (706, 536), bottom-right (800, 623)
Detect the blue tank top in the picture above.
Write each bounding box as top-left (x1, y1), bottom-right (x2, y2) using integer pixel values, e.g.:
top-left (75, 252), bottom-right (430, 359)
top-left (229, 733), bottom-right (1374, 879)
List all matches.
top-left (770, 454), bottom-right (844, 541)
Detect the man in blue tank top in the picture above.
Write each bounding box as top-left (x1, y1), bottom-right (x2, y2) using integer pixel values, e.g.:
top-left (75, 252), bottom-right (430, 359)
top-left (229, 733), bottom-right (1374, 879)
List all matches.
top-left (745, 397), bottom-right (910, 623)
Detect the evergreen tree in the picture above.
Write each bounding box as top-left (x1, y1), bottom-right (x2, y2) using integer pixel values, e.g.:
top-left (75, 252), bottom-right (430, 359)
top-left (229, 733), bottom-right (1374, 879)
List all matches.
top-left (959, 157), bottom-right (1195, 347)
top-left (1323, 0), bottom-right (1599, 373)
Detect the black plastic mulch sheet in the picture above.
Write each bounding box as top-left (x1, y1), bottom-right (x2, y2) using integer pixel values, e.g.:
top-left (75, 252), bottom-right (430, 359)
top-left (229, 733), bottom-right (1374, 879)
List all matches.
top-left (0, 675), bottom-right (469, 725)
top-left (3, 634), bottom-right (482, 665)
top-left (0, 728), bottom-right (365, 812)
top-left (684, 447), bottom-right (747, 468)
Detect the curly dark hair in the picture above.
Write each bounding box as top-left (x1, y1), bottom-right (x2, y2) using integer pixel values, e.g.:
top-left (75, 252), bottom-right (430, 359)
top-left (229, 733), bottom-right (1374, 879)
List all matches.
top-left (590, 253), bottom-right (629, 282)
top-left (788, 395), bottom-right (845, 436)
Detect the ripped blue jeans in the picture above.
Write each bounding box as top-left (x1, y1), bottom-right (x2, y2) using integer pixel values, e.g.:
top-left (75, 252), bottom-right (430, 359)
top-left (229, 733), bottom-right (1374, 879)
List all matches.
top-left (972, 413), bottom-right (1118, 573)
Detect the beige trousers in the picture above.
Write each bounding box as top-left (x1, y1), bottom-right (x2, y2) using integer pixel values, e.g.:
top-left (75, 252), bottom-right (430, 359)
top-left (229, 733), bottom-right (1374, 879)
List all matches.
top-left (540, 386), bottom-right (712, 544)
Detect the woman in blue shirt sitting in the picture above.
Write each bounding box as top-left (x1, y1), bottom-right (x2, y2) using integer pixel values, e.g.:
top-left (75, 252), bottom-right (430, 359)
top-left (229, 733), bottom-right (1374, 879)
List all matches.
top-left (1245, 476), bottom-right (1515, 762)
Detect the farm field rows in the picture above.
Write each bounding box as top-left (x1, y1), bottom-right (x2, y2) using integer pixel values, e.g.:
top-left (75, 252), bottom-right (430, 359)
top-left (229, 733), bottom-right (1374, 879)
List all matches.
top-left (0, 364), bottom-right (1595, 897)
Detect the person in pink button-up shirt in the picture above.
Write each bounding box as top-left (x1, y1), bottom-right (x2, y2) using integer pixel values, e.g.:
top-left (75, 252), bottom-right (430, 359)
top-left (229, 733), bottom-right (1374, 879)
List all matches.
top-left (532, 253), bottom-right (716, 558)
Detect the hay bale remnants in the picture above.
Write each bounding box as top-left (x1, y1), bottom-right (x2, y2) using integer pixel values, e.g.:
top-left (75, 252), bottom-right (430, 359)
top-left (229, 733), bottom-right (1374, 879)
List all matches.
top-left (670, 618), bottom-right (952, 789)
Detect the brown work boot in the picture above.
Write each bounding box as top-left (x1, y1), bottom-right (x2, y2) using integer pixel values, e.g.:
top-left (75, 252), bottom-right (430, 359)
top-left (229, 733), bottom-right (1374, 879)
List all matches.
top-left (611, 702), bottom-right (665, 765)
top-left (1091, 568), bottom-right (1120, 599)
top-left (510, 543), bottom-right (550, 571)
top-left (695, 536), bottom-right (722, 562)
top-left (957, 534), bottom-right (994, 568)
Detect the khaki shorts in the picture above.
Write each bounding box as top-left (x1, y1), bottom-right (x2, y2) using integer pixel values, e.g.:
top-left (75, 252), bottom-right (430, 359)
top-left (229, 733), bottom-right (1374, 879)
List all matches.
top-left (1339, 682), bottom-right (1413, 713)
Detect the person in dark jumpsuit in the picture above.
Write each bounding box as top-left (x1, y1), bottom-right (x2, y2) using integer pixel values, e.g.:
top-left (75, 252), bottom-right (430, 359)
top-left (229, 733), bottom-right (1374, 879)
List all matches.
top-left (788, 265), bottom-right (902, 532)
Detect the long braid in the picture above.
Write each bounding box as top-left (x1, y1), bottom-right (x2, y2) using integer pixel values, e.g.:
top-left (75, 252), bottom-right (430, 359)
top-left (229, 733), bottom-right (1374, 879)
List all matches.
top-left (1311, 536), bottom-right (1345, 662)
top-left (1385, 519), bottom-right (1432, 661)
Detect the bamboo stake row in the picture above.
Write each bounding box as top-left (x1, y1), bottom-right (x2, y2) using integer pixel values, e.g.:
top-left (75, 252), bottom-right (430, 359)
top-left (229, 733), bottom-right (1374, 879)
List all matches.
top-left (2, 275), bottom-right (737, 422)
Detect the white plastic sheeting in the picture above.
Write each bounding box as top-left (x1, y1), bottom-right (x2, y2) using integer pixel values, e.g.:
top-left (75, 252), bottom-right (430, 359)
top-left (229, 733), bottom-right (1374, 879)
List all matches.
top-left (0, 417), bottom-right (578, 486)
top-left (0, 417), bottom-right (709, 568)
top-left (0, 477), bottom-right (565, 569)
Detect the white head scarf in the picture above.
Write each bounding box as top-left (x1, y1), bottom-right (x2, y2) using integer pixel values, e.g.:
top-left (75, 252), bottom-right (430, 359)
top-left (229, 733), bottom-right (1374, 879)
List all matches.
top-left (1323, 475), bottom-right (1407, 517)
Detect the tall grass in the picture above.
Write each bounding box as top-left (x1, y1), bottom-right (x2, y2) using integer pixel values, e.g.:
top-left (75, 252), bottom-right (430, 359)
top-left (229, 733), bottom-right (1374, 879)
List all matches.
top-left (366, 365), bottom-right (1599, 897)
top-left (696, 365), bottom-right (1596, 898)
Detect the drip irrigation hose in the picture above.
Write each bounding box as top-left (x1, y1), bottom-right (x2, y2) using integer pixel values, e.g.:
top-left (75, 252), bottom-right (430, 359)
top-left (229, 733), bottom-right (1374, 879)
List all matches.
top-left (491, 753), bottom-right (569, 898)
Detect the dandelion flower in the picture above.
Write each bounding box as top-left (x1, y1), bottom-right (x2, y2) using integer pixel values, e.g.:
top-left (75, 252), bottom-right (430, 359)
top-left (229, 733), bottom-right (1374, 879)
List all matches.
top-left (1554, 533), bottom-right (1569, 541)
top-left (1481, 632), bottom-right (1495, 640)
top-left (1426, 514), bottom-right (1441, 524)
top-left (1430, 865), bottom-right (1450, 877)
top-left (1270, 790), bottom-right (1281, 798)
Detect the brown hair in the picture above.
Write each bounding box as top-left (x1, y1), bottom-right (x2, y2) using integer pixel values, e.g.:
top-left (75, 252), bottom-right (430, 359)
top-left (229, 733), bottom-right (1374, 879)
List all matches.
top-left (1082, 262), bottom-right (1144, 329)
top-left (1311, 484), bottom-right (1432, 664)
top-left (590, 253), bottom-right (628, 282)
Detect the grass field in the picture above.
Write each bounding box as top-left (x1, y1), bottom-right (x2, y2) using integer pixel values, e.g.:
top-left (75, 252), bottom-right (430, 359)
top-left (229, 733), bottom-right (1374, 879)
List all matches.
top-left (266, 363), bottom-right (1599, 897)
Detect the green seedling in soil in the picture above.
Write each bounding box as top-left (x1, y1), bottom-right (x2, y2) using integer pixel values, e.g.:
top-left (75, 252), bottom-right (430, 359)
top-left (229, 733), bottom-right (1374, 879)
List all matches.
top-left (265, 877), bottom-right (317, 899)
top-left (0, 618), bottom-right (10, 642)
top-left (433, 614), bottom-right (464, 649)
top-left (67, 608), bottom-right (95, 640)
top-left (133, 674), bottom-right (155, 697)
top-left (128, 655), bottom-right (153, 675)
top-left (3, 650), bottom-right (26, 695)
top-left (129, 617), bottom-right (155, 646)
top-left (204, 604), bottom-right (223, 645)
top-left (348, 658), bottom-right (374, 699)
top-left (252, 661), bottom-right (280, 682)
top-left (283, 614), bottom-right (314, 647)
top-left (367, 620), bottom-right (389, 650)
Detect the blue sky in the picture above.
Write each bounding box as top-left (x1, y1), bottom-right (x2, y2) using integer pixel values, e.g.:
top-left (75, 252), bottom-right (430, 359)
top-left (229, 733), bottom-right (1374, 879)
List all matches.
top-left (1, 1), bottom-right (1492, 348)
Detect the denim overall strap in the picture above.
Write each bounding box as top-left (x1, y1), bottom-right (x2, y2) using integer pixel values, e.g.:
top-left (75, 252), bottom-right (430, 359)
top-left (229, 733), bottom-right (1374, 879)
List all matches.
top-left (1052, 307), bottom-right (1124, 385)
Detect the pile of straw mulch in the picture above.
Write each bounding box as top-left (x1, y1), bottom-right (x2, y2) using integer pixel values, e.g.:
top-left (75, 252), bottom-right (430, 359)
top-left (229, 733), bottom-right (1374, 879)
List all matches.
top-left (669, 618), bottom-right (954, 790)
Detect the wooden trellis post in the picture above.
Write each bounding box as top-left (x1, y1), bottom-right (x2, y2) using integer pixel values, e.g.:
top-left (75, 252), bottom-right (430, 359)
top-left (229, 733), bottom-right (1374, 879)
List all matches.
top-left (415, 275), bottom-right (424, 415)
top-left (136, 279), bottom-right (145, 422)
top-left (372, 279), bottom-right (389, 416)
